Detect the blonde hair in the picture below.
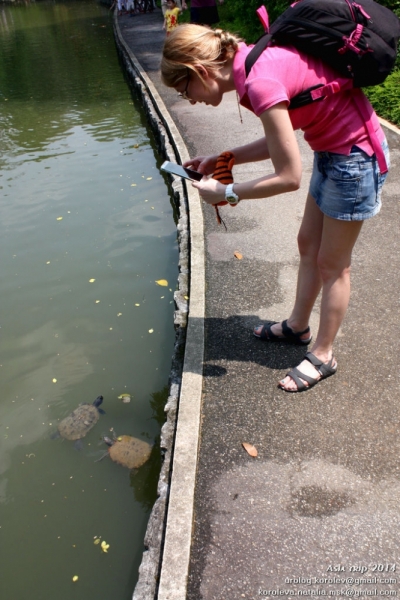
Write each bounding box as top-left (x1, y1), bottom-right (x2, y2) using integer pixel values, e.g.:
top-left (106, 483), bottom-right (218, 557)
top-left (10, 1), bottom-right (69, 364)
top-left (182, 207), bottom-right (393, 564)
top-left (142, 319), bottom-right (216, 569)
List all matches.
top-left (161, 24), bottom-right (242, 88)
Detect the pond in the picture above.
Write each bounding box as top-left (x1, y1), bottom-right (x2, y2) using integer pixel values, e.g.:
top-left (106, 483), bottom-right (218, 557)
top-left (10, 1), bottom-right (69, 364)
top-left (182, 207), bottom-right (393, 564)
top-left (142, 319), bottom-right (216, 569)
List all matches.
top-left (0, 1), bottom-right (177, 598)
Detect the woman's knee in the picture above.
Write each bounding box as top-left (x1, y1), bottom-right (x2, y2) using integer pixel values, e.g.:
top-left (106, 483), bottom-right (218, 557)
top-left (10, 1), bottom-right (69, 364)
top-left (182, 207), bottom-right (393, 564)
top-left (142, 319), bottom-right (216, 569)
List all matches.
top-left (317, 253), bottom-right (352, 283)
top-left (297, 229), bottom-right (319, 261)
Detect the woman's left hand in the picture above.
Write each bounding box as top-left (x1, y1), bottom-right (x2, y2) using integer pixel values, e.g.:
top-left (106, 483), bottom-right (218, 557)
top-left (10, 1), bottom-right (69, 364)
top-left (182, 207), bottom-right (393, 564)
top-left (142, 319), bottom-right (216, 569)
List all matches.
top-left (192, 177), bottom-right (226, 205)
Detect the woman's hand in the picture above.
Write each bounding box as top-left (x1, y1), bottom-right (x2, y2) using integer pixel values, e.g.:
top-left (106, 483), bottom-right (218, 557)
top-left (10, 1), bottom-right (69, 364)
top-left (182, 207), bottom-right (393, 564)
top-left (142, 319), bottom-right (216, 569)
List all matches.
top-left (192, 177), bottom-right (226, 205)
top-left (183, 154), bottom-right (219, 176)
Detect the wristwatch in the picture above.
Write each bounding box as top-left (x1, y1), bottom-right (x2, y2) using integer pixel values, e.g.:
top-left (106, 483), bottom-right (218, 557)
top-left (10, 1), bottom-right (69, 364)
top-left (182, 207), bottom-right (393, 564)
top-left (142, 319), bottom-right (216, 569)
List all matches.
top-left (225, 183), bottom-right (240, 206)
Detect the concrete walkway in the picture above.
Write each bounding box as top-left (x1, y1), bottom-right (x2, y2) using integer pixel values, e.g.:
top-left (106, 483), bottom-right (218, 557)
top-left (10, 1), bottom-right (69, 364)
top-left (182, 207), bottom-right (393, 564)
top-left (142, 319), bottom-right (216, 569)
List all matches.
top-left (114, 9), bottom-right (400, 600)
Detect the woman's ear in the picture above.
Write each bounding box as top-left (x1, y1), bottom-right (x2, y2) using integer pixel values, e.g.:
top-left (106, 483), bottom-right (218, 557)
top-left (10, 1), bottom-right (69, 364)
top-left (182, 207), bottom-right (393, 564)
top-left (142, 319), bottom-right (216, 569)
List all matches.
top-left (194, 64), bottom-right (212, 81)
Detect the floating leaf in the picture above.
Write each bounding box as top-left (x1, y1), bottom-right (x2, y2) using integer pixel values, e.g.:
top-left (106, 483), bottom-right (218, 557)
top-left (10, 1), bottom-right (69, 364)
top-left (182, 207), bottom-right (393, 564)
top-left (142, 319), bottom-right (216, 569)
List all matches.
top-left (133, 144), bottom-right (139, 148)
top-left (234, 251), bottom-right (243, 260)
top-left (118, 393), bottom-right (132, 403)
top-left (155, 279), bottom-right (168, 287)
top-left (72, 576), bottom-right (79, 582)
top-left (101, 541), bottom-right (110, 553)
top-left (242, 442), bottom-right (258, 457)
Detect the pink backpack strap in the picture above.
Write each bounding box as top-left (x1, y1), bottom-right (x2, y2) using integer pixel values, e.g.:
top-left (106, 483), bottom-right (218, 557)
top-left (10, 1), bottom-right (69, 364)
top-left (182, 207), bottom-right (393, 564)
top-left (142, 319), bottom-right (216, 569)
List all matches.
top-left (256, 5), bottom-right (269, 32)
top-left (352, 89), bottom-right (388, 174)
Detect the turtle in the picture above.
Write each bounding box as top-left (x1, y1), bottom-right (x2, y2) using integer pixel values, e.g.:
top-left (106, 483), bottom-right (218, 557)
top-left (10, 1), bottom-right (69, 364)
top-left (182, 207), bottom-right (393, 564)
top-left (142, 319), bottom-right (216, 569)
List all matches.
top-left (54, 395), bottom-right (105, 449)
top-left (96, 432), bottom-right (152, 471)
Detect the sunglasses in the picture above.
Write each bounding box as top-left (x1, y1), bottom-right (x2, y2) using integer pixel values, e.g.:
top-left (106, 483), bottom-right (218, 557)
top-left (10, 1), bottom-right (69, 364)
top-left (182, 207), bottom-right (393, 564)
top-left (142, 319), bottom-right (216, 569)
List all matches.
top-left (178, 68), bottom-right (192, 101)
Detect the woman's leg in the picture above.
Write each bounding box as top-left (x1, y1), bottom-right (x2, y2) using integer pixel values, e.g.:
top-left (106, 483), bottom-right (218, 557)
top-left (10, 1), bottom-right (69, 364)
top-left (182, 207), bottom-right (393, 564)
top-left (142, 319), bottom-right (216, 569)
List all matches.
top-left (279, 209), bottom-right (363, 391)
top-left (254, 193), bottom-right (324, 341)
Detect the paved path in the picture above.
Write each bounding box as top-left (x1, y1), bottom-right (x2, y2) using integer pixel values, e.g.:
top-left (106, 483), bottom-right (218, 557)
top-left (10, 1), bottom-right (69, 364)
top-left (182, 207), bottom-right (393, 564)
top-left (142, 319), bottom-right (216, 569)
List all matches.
top-left (115, 10), bottom-right (400, 600)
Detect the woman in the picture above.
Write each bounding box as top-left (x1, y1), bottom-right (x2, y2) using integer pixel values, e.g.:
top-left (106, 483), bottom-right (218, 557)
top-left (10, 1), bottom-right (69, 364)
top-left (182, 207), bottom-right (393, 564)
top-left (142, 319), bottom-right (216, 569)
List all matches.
top-left (161, 24), bottom-right (390, 392)
top-left (189, 0), bottom-right (223, 27)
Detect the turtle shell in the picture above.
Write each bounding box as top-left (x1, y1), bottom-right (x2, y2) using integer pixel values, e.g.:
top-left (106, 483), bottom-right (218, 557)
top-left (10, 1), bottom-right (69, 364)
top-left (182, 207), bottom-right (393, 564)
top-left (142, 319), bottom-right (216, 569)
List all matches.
top-left (57, 403), bottom-right (100, 441)
top-left (108, 435), bottom-right (152, 470)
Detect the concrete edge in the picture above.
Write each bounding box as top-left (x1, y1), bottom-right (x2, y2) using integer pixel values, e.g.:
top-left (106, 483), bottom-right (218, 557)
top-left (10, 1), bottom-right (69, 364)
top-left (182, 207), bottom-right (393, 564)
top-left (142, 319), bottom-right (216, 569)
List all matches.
top-left (378, 116), bottom-right (400, 136)
top-left (114, 14), bottom-right (205, 600)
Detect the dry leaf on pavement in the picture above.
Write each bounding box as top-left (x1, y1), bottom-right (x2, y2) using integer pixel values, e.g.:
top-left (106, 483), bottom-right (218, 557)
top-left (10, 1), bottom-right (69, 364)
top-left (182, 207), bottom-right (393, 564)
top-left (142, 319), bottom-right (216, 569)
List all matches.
top-left (242, 442), bottom-right (258, 457)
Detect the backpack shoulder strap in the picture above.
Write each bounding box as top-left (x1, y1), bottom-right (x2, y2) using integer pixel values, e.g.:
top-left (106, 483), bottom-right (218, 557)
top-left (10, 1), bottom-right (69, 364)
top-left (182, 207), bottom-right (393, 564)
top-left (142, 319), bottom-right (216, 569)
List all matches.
top-left (352, 89), bottom-right (388, 174)
top-left (245, 33), bottom-right (273, 78)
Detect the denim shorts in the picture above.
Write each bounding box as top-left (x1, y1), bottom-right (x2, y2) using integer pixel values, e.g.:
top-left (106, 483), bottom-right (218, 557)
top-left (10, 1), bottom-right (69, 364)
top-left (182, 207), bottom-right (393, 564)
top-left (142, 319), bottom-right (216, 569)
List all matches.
top-left (309, 138), bottom-right (390, 221)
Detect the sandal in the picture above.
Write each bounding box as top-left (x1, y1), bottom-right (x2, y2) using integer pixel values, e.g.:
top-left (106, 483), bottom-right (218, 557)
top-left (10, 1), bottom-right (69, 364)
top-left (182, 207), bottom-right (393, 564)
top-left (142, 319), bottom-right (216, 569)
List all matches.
top-left (253, 319), bottom-right (312, 346)
top-left (279, 351), bottom-right (337, 393)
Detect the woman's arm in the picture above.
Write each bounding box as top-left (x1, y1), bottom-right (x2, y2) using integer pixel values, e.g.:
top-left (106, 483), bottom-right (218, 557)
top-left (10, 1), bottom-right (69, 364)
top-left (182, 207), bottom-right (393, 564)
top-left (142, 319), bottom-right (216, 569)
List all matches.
top-left (192, 103), bottom-right (302, 203)
top-left (227, 137), bottom-right (270, 164)
top-left (182, 137), bottom-right (270, 175)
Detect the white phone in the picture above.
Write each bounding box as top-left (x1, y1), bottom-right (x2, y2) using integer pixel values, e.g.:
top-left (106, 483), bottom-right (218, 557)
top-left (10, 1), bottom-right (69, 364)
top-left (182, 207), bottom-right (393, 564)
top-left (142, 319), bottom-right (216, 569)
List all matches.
top-left (161, 160), bottom-right (203, 182)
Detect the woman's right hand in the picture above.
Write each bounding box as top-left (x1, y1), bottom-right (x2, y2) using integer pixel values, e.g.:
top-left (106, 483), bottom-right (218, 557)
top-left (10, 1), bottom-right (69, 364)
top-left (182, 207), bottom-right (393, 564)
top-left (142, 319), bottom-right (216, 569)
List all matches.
top-left (183, 154), bottom-right (219, 176)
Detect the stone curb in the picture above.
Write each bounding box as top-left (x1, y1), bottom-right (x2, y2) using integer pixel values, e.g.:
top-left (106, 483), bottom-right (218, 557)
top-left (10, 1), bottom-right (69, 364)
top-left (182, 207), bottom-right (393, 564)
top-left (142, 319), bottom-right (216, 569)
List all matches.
top-left (113, 13), bottom-right (205, 600)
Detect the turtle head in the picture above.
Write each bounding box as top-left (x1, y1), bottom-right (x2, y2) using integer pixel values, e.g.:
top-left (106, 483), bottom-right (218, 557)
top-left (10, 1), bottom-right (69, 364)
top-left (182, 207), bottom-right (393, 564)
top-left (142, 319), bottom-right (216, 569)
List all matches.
top-left (103, 436), bottom-right (114, 447)
top-left (93, 395), bottom-right (104, 408)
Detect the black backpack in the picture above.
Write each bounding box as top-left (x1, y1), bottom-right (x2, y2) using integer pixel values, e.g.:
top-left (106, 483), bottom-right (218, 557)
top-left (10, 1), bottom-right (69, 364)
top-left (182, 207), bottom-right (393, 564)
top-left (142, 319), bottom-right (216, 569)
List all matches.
top-left (245, 0), bottom-right (400, 108)
top-left (243, 0), bottom-right (400, 173)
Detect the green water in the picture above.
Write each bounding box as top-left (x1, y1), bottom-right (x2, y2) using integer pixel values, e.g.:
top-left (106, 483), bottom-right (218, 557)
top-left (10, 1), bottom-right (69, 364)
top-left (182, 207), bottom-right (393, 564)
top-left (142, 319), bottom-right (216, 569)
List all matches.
top-left (0, 2), bottom-right (177, 598)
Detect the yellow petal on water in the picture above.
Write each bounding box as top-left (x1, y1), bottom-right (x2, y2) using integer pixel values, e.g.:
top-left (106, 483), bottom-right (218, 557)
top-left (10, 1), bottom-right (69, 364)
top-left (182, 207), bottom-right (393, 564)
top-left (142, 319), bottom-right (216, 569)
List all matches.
top-left (56, 217), bottom-right (63, 221)
top-left (131, 183), bottom-right (137, 186)
top-left (184, 295), bottom-right (189, 300)
top-left (72, 576), bottom-right (79, 582)
top-left (149, 329), bottom-right (154, 333)
top-left (146, 177), bottom-right (152, 180)
top-left (95, 300), bottom-right (100, 304)
top-left (133, 144), bottom-right (139, 148)
top-left (135, 303), bottom-right (140, 307)
top-left (89, 279), bottom-right (96, 283)
top-left (155, 279), bottom-right (168, 287)
top-left (94, 539), bottom-right (101, 545)
top-left (101, 541), bottom-right (110, 553)
top-left (52, 378), bottom-right (57, 383)
top-left (117, 313), bottom-right (122, 317)
top-left (46, 261), bottom-right (51, 264)
top-left (118, 393), bottom-right (131, 402)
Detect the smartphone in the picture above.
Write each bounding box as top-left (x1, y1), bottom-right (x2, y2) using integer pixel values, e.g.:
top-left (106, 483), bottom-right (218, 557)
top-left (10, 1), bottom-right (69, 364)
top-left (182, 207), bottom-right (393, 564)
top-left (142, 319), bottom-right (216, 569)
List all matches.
top-left (161, 160), bottom-right (203, 182)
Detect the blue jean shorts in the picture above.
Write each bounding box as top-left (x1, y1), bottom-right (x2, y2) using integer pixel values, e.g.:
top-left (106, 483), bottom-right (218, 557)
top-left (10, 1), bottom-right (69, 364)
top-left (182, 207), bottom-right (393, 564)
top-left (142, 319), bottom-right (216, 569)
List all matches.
top-left (309, 138), bottom-right (390, 221)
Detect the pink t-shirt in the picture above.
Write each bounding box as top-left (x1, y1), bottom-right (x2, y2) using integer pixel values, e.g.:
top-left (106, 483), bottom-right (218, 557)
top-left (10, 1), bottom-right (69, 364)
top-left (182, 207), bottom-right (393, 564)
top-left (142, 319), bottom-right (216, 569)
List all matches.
top-left (233, 42), bottom-right (385, 156)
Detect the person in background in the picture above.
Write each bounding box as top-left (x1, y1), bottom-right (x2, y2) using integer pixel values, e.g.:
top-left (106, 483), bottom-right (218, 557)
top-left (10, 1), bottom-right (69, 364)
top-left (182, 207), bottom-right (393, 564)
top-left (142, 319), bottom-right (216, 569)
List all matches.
top-left (162, 0), bottom-right (187, 17)
top-left (160, 24), bottom-right (390, 393)
top-left (163, 0), bottom-right (183, 35)
top-left (190, 0), bottom-right (224, 27)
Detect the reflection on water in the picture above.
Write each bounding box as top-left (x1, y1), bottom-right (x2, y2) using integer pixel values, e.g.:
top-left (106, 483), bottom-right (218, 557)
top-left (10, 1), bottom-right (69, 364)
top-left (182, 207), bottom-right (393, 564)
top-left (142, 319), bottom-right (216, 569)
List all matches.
top-left (0, 2), bottom-right (177, 599)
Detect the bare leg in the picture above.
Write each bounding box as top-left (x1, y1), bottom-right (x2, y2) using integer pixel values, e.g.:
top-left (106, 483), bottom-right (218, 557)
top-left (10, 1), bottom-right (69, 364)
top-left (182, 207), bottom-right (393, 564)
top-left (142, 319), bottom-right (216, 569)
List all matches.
top-left (280, 201), bottom-right (363, 391)
top-left (254, 193), bottom-right (324, 341)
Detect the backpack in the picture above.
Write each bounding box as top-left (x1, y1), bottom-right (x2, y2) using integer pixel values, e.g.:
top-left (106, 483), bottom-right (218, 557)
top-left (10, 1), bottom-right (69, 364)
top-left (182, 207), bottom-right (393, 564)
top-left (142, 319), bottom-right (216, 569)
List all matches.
top-left (244, 0), bottom-right (400, 173)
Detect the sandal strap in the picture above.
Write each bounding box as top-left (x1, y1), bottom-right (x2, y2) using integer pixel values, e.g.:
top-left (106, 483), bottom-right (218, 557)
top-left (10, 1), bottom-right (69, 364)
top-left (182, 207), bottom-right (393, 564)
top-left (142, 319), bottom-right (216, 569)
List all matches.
top-left (304, 352), bottom-right (336, 377)
top-left (284, 367), bottom-right (315, 391)
top-left (281, 319), bottom-right (310, 340)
